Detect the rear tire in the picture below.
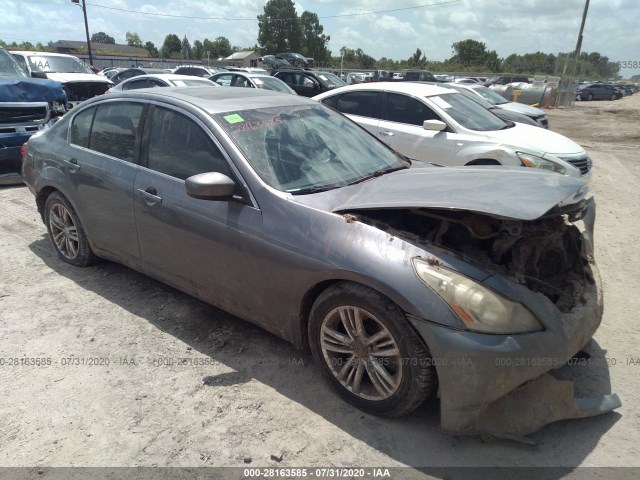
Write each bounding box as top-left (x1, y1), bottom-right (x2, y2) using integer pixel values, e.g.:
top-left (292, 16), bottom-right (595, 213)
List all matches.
top-left (610, 94), bottom-right (616, 100)
top-left (309, 282), bottom-right (437, 417)
top-left (587, 93), bottom-right (593, 101)
top-left (44, 192), bottom-right (99, 267)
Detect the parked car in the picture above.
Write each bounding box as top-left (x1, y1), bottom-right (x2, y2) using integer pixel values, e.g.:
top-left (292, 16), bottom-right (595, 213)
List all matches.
top-left (21, 86), bottom-right (619, 437)
top-left (209, 71), bottom-right (296, 94)
top-left (108, 74), bottom-right (219, 92)
top-left (100, 67), bottom-right (128, 80)
top-left (576, 83), bottom-right (623, 101)
top-left (484, 75), bottom-right (531, 86)
top-left (258, 55), bottom-right (291, 72)
top-left (313, 83), bottom-right (591, 179)
top-left (274, 52), bottom-right (309, 67)
top-left (10, 51), bottom-right (112, 107)
top-left (431, 83), bottom-right (538, 127)
top-left (273, 69), bottom-right (346, 97)
top-left (444, 83), bottom-right (549, 128)
top-left (0, 46), bottom-right (67, 184)
top-left (108, 67), bottom-right (166, 85)
top-left (173, 65), bottom-right (224, 77)
top-left (454, 76), bottom-right (486, 84)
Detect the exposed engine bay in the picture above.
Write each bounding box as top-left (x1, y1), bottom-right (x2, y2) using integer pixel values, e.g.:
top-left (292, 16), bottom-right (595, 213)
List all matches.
top-left (348, 201), bottom-right (593, 312)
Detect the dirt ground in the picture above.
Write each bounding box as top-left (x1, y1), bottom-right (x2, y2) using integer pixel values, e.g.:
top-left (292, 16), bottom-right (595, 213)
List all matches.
top-left (1, 93), bottom-right (639, 476)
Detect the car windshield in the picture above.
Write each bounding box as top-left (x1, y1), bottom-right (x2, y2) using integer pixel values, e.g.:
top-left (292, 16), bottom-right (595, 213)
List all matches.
top-left (428, 93), bottom-right (508, 131)
top-left (214, 104), bottom-right (406, 194)
top-left (250, 76), bottom-right (295, 94)
top-left (0, 49), bottom-right (28, 77)
top-left (27, 55), bottom-right (92, 74)
top-left (316, 72), bottom-right (346, 88)
top-left (471, 86), bottom-right (509, 105)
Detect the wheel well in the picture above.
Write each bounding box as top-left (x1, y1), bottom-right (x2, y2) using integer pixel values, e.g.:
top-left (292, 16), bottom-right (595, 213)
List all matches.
top-left (35, 187), bottom-right (58, 221)
top-left (465, 158), bottom-right (501, 166)
top-left (296, 279), bottom-right (431, 356)
top-left (298, 280), bottom-right (340, 351)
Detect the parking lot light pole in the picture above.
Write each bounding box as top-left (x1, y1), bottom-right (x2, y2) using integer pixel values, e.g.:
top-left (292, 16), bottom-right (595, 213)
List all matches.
top-left (72, 0), bottom-right (93, 66)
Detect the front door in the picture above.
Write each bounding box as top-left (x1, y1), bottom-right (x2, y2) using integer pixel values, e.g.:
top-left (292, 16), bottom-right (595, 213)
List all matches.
top-left (133, 104), bottom-right (264, 320)
top-left (379, 92), bottom-right (457, 165)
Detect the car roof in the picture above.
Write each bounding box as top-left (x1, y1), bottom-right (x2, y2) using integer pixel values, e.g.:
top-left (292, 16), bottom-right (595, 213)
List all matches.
top-left (315, 82), bottom-right (457, 96)
top-left (94, 86), bottom-right (313, 114)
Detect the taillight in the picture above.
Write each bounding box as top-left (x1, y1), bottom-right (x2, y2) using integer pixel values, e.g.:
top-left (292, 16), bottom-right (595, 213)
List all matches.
top-left (20, 142), bottom-right (28, 158)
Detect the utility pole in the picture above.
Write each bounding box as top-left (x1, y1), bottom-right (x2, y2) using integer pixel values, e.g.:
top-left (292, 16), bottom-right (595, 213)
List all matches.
top-left (72, 0), bottom-right (93, 66)
top-left (574, 0), bottom-right (591, 58)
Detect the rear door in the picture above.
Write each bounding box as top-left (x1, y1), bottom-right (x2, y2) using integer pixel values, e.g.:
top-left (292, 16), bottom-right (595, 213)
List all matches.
top-left (329, 90), bottom-right (381, 139)
top-left (65, 101), bottom-right (145, 264)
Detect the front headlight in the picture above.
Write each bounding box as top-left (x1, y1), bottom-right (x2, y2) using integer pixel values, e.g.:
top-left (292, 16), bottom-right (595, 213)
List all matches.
top-left (412, 258), bottom-right (543, 334)
top-left (517, 152), bottom-right (565, 174)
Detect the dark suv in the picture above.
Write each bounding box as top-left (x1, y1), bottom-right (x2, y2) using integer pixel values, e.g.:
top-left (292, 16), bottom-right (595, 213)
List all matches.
top-left (272, 69), bottom-right (346, 97)
top-left (274, 52), bottom-right (309, 67)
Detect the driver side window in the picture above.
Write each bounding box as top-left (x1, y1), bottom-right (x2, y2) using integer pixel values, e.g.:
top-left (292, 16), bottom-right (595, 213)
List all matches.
top-left (146, 106), bottom-right (234, 181)
top-left (384, 93), bottom-right (441, 126)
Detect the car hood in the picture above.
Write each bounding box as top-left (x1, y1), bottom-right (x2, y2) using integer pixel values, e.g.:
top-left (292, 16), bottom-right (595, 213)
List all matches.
top-left (329, 166), bottom-right (587, 221)
top-left (481, 123), bottom-right (584, 155)
top-left (499, 101), bottom-right (547, 117)
top-left (0, 77), bottom-right (66, 102)
top-left (44, 72), bottom-right (112, 85)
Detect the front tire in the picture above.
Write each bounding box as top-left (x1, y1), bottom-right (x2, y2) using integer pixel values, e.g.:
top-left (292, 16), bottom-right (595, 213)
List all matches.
top-left (44, 192), bottom-right (99, 267)
top-left (309, 282), bottom-right (436, 417)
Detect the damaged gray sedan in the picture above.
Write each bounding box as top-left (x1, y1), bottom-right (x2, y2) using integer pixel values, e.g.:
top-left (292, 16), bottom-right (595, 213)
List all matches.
top-left (21, 87), bottom-right (620, 438)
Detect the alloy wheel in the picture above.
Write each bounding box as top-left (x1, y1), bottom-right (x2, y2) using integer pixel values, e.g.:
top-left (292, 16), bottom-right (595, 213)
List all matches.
top-left (320, 306), bottom-right (402, 401)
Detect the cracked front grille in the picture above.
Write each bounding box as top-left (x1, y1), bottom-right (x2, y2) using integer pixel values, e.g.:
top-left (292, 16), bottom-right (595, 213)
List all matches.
top-left (0, 104), bottom-right (48, 124)
top-left (64, 82), bottom-right (110, 102)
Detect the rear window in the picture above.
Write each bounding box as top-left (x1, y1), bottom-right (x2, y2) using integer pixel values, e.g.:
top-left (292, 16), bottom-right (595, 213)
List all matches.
top-left (89, 103), bottom-right (144, 162)
top-left (69, 107), bottom-right (96, 148)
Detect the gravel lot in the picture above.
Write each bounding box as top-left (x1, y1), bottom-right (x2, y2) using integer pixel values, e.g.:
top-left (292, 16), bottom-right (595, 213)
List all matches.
top-left (1, 94), bottom-right (639, 475)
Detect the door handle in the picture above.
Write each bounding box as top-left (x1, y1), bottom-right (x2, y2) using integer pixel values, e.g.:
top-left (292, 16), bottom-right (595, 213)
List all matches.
top-left (137, 187), bottom-right (162, 204)
top-left (63, 158), bottom-right (80, 172)
top-left (379, 130), bottom-right (394, 137)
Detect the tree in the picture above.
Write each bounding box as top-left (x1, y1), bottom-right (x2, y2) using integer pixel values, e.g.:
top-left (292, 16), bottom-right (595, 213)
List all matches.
top-left (181, 35), bottom-right (191, 59)
top-left (144, 41), bottom-right (159, 57)
top-left (257, 0), bottom-right (302, 54)
top-left (125, 32), bottom-right (143, 48)
top-left (191, 40), bottom-right (203, 60)
top-left (408, 48), bottom-right (427, 69)
top-left (91, 32), bottom-right (115, 44)
top-left (299, 11), bottom-right (330, 61)
top-left (339, 46), bottom-right (375, 69)
top-left (161, 34), bottom-right (181, 58)
top-left (447, 39), bottom-right (500, 72)
top-left (212, 36), bottom-right (233, 58)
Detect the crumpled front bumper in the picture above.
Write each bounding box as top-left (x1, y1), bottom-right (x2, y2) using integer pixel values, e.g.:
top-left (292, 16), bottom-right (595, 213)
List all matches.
top-left (409, 198), bottom-right (620, 439)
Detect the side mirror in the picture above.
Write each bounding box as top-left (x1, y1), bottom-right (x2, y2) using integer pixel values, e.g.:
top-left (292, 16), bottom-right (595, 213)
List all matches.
top-left (185, 172), bottom-right (236, 200)
top-left (423, 120), bottom-right (447, 131)
top-left (31, 71), bottom-right (48, 79)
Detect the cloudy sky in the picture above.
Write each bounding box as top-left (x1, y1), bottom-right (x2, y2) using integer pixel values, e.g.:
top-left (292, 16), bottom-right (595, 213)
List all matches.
top-left (7, 0), bottom-right (640, 77)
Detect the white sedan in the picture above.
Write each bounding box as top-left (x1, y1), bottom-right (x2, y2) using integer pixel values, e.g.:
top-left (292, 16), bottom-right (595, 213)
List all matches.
top-left (313, 83), bottom-right (592, 181)
top-left (108, 73), bottom-right (219, 92)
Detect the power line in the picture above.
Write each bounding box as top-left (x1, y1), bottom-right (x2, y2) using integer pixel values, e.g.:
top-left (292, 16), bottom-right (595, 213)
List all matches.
top-left (84, 0), bottom-right (461, 21)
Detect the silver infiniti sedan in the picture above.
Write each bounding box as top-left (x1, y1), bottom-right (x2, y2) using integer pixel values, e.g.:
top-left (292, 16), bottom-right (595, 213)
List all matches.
top-left (21, 87), bottom-right (619, 439)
